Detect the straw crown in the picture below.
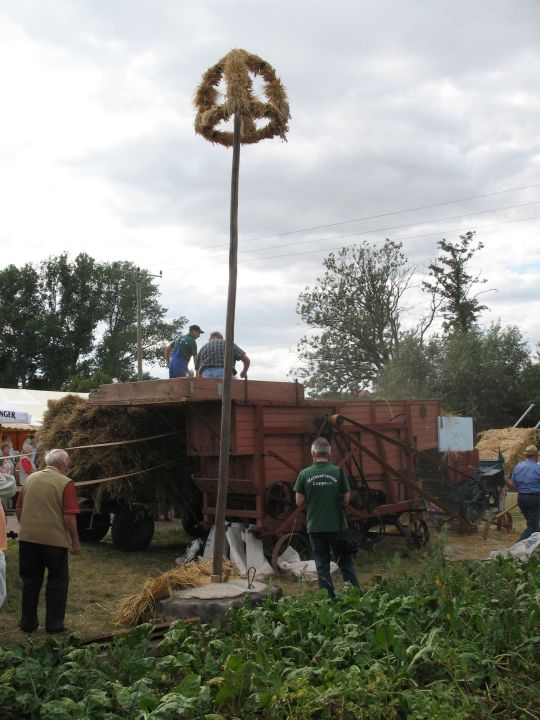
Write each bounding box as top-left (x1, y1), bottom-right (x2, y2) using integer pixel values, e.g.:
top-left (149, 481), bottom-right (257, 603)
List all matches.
top-left (194, 48), bottom-right (290, 146)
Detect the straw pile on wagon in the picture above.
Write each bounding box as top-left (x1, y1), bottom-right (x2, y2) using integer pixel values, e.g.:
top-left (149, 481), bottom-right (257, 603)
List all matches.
top-left (475, 427), bottom-right (538, 475)
top-left (37, 394), bottom-right (198, 513)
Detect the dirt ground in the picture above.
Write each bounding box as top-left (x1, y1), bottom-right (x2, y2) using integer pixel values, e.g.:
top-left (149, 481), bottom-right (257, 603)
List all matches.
top-left (0, 495), bottom-right (525, 648)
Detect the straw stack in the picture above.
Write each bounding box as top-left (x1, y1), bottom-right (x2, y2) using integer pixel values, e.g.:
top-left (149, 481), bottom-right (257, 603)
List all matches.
top-left (115, 558), bottom-right (239, 626)
top-left (37, 394), bottom-right (199, 513)
top-left (475, 427), bottom-right (538, 475)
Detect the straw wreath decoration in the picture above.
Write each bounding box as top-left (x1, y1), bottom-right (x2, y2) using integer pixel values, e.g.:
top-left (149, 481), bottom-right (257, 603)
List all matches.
top-left (194, 48), bottom-right (290, 146)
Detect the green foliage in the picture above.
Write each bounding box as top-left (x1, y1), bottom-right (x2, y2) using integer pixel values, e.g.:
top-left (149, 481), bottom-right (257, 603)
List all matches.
top-left (372, 333), bottom-right (437, 400)
top-left (92, 261), bottom-right (185, 382)
top-left (294, 240), bottom-right (413, 395)
top-left (422, 231), bottom-right (488, 333)
top-left (61, 370), bottom-right (114, 393)
top-left (0, 255), bottom-right (186, 388)
top-left (375, 324), bottom-right (535, 430)
top-left (1, 554), bottom-right (539, 719)
top-left (0, 263), bottom-right (48, 388)
top-left (38, 254), bottom-right (105, 389)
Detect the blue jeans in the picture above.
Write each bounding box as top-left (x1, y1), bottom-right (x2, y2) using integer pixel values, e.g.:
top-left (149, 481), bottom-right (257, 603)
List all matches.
top-left (202, 367), bottom-right (224, 378)
top-left (517, 494), bottom-right (540, 540)
top-left (309, 532), bottom-right (360, 597)
top-left (169, 357), bottom-right (188, 378)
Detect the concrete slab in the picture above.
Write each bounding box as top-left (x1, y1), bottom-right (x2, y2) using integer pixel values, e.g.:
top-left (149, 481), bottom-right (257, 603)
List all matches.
top-left (156, 579), bottom-right (282, 623)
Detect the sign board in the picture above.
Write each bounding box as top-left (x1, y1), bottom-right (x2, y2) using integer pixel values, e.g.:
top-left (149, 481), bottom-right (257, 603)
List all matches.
top-left (0, 405), bottom-right (32, 426)
top-left (437, 416), bottom-right (473, 452)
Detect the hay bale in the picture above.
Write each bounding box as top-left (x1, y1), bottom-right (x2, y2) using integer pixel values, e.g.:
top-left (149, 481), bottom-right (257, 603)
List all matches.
top-left (115, 557), bottom-right (239, 626)
top-left (475, 427), bottom-right (538, 474)
top-left (37, 395), bottom-right (199, 514)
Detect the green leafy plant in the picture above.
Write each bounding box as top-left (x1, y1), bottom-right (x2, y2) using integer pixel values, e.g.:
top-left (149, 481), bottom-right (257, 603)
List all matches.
top-left (1, 552), bottom-right (539, 719)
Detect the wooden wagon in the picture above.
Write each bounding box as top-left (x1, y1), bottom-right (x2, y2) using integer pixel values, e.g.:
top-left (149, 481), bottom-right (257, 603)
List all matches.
top-left (83, 377), bottom-right (468, 555)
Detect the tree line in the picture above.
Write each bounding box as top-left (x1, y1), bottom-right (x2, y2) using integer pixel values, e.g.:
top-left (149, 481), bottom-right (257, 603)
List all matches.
top-left (0, 255), bottom-right (185, 390)
top-left (294, 232), bottom-right (540, 430)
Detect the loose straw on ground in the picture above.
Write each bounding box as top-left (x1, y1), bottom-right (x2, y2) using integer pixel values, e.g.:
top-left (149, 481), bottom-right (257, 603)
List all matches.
top-left (115, 558), bottom-right (240, 627)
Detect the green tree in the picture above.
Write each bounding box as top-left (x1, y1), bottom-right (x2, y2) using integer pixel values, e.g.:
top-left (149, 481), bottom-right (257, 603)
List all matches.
top-left (374, 324), bottom-right (533, 430)
top-left (0, 256), bottom-right (186, 388)
top-left (38, 253), bottom-right (104, 388)
top-left (422, 231), bottom-right (488, 332)
top-left (372, 334), bottom-right (436, 400)
top-left (432, 324), bottom-right (532, 429)
top-left (92, 262), bottom-right (186, 382)
top-left (0, 264), bottom-right (43, 387)
top-left (294, 240), bottom-right (414, 395)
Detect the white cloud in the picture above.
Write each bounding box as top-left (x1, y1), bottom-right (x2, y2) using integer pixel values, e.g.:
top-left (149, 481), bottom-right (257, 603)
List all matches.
top-left (0, 0), bottom-right (539, 383)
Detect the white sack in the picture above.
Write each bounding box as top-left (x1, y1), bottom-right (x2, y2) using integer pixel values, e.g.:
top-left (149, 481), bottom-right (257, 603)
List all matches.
top-left (203, 525), bottom-right (230, 559)
top-left (243, 528), bottom-right (274, 580)
top-left (226, 523), bottom-right (247, 575)
top-left (277, 545), bottom-right (338, 583)
top-left (489, 532), bottom-right (540, 562)
top-left (176, 538), bottom-right (204, 565)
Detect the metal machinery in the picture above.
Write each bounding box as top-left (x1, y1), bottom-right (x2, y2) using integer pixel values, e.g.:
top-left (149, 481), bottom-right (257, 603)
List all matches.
top-left (82, 378), bottom-right (503, 554)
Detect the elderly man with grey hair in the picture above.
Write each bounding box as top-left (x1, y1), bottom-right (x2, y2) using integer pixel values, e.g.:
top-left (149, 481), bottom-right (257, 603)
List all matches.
top-left (294, 437), bottom-right (360, 597)
top-left (196, 330), bottom-right (250, 378)
top-left (16, 448), bottom-right (80, 634)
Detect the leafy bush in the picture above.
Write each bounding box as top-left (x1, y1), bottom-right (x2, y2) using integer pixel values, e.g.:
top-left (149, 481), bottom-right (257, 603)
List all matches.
top-left (1, 552), bottom-right (539, 719)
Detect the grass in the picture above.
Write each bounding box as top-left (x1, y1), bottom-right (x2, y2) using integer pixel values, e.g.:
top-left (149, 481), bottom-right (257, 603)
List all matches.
top-left (0, 500), bottom-right (524, 649)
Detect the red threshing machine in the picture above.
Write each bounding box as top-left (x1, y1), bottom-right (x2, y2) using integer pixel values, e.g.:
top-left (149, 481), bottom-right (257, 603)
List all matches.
top-left (85, 378), bottom-right (488, 558)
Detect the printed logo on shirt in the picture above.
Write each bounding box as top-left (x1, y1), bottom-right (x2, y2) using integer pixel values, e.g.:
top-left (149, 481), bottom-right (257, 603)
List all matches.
top-left (306, 474), bottom-right (338, 487)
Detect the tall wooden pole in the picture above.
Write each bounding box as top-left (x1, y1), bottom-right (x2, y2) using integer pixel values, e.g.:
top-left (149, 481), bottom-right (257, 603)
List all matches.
top-left (136, 273), bottom-right (143, 381)
top-left (212, 111), bottom-right (241, 579)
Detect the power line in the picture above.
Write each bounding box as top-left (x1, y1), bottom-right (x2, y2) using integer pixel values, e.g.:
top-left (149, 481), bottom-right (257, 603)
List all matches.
top-left (199, 181), bottom-right (540, 250)
top-left (196, 200), bottom-right (540, 261)
top-left (243, 214), bottom-right (540, 267)
top-left (168, 205), bottom-right (540, 271)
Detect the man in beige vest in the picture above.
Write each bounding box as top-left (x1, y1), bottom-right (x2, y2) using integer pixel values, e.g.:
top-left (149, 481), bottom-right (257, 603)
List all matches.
top-left (16, 449), bottom-right (80, 633)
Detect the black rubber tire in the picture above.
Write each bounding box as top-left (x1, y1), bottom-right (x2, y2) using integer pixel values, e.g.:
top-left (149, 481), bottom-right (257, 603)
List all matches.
top-left (77, 511), bottom-right (111, 543)
top-left (111, 508), bottom-right (155, 552)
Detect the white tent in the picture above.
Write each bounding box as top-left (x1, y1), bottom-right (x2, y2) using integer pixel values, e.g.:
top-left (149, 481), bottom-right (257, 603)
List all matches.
top-left (0, 389), bottom-right (89, 428)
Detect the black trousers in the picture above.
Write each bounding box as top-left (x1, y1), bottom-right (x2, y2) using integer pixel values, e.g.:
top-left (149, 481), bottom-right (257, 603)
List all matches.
top-left (19, 541), bottom-right (69, 632)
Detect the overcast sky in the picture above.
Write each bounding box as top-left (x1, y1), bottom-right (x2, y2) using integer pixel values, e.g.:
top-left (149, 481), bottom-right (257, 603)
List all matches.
top-left (1, 0), bottom-right (539, 382)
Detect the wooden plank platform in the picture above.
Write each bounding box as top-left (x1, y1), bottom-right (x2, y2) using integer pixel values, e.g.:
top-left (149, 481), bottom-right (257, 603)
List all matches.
top-left (88, 377), bottom-right (305, 406)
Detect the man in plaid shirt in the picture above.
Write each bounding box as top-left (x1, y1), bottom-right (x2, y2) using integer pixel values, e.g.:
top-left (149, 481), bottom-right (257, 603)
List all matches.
top-left (196, 331), bottom-right (250, 378)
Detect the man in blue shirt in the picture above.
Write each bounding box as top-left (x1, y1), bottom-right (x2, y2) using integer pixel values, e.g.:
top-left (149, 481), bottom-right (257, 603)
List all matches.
top-left (164, 325), bottom-right (204, 378)
top-left (508, 445), bottom-right (540, 540)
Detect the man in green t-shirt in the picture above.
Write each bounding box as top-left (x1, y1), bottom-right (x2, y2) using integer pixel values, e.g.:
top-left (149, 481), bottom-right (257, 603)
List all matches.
top-left (164, 324), bottom-right (204, 378)
top-left (294, 437), bottom-right (359, 596)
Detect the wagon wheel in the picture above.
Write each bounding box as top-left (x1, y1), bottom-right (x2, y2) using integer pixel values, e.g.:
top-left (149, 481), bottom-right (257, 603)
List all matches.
top-left (407, 519), bottom-right (430, 549)
top-left (496, 511), bottom-right (513, 533)
top-left (271, 532), bottom-right (312, 572)
top-left (459, 479), bottom-right (487, 525)
top-left (264, 482), bottom-right (295, 521)
top-left (359, 517), bottom-right (384, 549)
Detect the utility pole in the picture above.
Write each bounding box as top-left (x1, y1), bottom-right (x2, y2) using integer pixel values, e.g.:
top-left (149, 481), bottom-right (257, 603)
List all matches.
top-left (212, 111), bottom-right (241, 578)
top-left (194, 49), bottom-right (289, 582)
top-left (133, 268), bottom-right (163, 381)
